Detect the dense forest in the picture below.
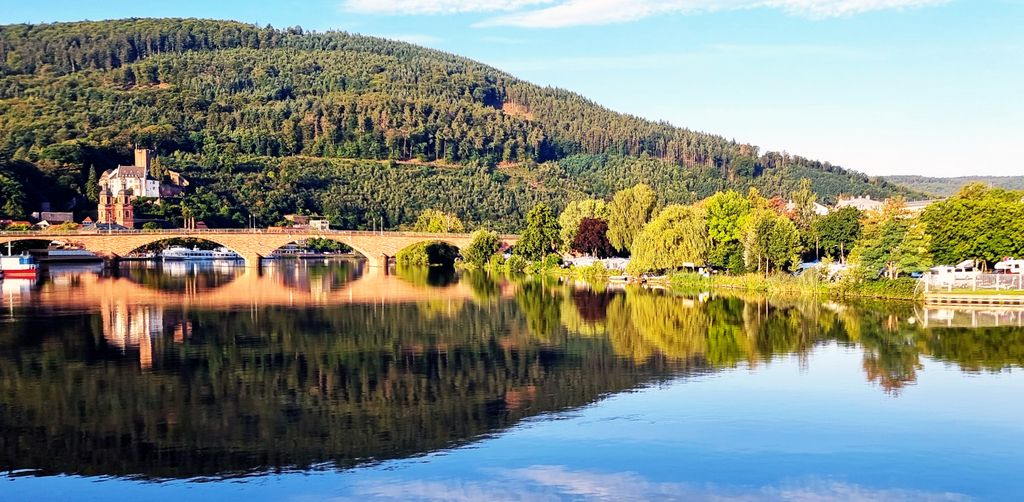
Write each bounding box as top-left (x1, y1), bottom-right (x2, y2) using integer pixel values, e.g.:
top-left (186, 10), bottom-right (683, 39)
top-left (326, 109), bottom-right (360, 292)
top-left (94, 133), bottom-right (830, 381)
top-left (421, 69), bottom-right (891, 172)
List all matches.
top-left (0, 18), bottom-right (915, 230)
top-left (884, 175), bottom-right (1024, 197)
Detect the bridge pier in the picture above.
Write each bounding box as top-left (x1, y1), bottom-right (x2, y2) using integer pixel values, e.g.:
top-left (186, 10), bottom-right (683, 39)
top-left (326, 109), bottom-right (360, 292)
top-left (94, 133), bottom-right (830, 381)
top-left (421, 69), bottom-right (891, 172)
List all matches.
top-left (241, 253), bottom-right (263, 269)
top-left (368, 254), bottom-right (391, 268)
top-left (100, 253), bottom-right (121, 270)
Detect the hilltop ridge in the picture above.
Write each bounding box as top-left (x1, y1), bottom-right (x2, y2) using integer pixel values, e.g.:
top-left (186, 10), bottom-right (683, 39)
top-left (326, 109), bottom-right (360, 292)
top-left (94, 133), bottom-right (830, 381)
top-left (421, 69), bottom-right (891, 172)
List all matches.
top-left (0, 18), bottom-right (916, 230)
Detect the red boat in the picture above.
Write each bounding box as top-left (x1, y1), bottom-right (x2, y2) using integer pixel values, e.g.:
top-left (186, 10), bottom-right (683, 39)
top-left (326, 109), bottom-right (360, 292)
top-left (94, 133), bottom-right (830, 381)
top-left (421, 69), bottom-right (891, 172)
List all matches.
top-left (0, 254), bottom-right (39, 279)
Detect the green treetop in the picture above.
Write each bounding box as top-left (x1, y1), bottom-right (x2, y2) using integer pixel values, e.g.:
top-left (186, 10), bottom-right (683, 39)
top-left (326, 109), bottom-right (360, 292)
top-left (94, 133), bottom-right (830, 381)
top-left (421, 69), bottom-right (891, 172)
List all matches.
top-left (627, 204), bottom-right (709, 275)
top-left (742, 210), bottom-right (801, 274)
top-left (702, 190), bottom-right (752, 273)
top-left (412, 209), bottom-right (465, 233)
top-left (557, 198), bottom-right (609, 252)
top-left (852, 198), bottom-right (932, 279)
top-left (514, 203), bottom-right (561, 261)
top-left (463, 229), bottom-right (501, 267)
top-left (813, 206), bottom-right (862, 261)
top-left (607, 184), bottom-right (657, 254)
top-left (921, 183), bottom-right (1024, 266)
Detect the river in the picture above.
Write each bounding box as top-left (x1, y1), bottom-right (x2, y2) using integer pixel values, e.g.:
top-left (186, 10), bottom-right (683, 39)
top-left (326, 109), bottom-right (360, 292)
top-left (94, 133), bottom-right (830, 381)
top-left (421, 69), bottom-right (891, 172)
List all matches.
top-left (1, 259), bottom-right (1022, 500)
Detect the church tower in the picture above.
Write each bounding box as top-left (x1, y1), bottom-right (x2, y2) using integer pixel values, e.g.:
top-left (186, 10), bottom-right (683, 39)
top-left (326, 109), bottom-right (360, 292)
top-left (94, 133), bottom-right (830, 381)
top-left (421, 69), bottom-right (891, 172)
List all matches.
top-left (115, 189), bottom-right (134, 228)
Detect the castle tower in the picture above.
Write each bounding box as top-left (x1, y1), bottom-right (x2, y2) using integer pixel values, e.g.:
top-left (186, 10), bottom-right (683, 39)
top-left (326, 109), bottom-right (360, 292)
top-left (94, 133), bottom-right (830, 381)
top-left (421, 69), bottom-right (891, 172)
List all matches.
top-left (134, 148), bottom-right (152, 171)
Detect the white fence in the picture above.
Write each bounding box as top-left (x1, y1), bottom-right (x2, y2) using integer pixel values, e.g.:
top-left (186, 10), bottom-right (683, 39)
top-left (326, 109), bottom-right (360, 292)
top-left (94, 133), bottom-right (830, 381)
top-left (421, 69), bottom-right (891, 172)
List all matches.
top-left (922, 273), bottom-right (1024, 293)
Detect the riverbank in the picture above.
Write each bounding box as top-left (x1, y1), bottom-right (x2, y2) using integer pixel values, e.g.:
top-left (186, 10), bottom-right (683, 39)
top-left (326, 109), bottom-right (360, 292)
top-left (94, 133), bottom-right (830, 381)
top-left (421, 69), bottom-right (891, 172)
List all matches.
top-left (664, 272), bottom-right (921, 300)
top-left (470, 257), bottom-right (922, 301)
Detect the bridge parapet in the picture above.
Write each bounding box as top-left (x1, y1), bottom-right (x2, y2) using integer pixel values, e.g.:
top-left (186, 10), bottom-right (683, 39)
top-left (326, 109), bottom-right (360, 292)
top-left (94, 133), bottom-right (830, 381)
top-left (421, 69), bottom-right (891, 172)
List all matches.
top-left (0, 229), bottom-right (519, 268)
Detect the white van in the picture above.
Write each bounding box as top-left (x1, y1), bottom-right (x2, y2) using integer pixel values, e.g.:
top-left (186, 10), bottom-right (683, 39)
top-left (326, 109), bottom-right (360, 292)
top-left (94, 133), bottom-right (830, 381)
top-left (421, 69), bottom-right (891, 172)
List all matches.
top-left (995, 259), bottom-right (1024, 275)
top-left (928, 262), bottom-right (980, 284)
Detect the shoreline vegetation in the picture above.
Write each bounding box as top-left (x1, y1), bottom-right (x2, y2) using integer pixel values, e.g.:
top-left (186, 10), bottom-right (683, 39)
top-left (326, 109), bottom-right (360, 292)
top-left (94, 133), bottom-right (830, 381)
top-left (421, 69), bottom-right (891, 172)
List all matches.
top-left (456, 260), bottom-right (922, 301)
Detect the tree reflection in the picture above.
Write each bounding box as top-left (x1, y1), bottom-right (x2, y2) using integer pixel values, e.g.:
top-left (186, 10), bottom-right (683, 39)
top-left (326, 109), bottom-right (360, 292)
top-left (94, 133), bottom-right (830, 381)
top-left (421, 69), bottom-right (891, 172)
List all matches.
top-left (0, 301), bottom-right (672, 479)
top-left (2, 266), bottom-right (1023, 480)
top-left (557, 285), bottom-right (1024, 395)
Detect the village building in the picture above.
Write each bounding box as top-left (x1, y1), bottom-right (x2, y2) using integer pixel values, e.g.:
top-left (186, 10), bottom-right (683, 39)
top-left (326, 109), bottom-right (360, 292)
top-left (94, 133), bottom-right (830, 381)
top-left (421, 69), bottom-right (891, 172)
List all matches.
top-left (31, 211), bottom-right (74, 224)
top-left (835, 195), bottom-right (884, 212)
top-left (785, 200), bottom-right (830, 216)
top-left (284, 214), bottom-right (331, 230)
top-left (904, 199), bottom-right (942, 215)
top-left (284, 214), bottom-right (311, 226)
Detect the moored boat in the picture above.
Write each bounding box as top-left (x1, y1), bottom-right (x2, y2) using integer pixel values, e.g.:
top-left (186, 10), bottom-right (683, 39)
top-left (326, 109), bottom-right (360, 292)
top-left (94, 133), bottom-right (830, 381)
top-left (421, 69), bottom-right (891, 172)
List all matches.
top-left (162, 246), bottom-right (242, 261)
top-left (29, 246), bottom-right (102, 263)
top-left (0, 254), bottom-right (40, 279)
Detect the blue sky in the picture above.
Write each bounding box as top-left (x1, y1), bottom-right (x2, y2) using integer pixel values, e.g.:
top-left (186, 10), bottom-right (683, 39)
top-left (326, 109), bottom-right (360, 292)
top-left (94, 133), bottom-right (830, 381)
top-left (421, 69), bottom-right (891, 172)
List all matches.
top-left (3, 0), bottom-right (1022, 177)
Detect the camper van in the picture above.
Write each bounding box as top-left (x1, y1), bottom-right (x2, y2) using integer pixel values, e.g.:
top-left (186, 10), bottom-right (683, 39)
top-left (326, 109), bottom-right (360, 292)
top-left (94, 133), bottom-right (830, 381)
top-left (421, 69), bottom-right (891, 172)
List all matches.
top-left (928, 260), bottom-right (981, 285)
top-left (995, 259), bottom-right (1024, 275)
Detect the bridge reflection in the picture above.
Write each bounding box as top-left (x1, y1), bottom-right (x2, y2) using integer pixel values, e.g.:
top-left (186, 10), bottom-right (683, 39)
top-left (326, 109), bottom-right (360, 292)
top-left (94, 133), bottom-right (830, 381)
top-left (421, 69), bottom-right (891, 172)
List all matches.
top-left (6, 259), bottom-right (517, 311)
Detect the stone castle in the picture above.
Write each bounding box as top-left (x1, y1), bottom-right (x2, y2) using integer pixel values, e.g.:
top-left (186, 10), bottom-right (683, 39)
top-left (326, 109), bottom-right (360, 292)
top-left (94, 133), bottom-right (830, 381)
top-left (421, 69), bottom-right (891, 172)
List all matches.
top-left (97, 149), bottom-right (187, 228)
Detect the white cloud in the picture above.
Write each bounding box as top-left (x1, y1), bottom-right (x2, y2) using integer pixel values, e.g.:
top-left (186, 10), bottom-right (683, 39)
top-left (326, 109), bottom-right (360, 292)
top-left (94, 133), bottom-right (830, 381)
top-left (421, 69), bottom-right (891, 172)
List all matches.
top-left (341, 0), bottom-right (554, 15)
top-left (470, 0), bottom-right (950, 28)
top-left (351, 465), bottom-right (972, 501)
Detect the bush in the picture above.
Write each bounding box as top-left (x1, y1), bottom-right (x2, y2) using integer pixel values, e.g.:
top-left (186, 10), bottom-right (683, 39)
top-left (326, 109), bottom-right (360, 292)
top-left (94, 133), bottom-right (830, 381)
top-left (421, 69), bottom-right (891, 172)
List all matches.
top-left (463, 229), bottom-right (500, 267)
top-left (542, 253), bottom-right (562, 269)
top-left (396, 241), bottom-right (459, 267)
top-left (142, 222), bottom-right (162, 230)
top-left (574, 262), bottom-right (610, 283)
top-left (504, 254), bottom-right (527, 273)
top-left (486, 253), bottom-right (506, 271)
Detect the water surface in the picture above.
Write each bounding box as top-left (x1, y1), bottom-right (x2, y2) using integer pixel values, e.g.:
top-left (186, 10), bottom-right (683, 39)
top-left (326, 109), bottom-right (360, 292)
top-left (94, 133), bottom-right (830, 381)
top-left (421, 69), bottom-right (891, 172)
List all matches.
top-left (1, 260), bottom-right (1022, 500)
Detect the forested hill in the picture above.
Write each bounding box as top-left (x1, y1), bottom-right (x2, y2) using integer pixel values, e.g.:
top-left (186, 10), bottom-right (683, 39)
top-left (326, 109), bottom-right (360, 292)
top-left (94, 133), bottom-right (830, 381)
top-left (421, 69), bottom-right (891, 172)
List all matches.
top-left (884, 175), bottom-right (1024, 198)
top-left (0, 18), bottom-right (915, 230)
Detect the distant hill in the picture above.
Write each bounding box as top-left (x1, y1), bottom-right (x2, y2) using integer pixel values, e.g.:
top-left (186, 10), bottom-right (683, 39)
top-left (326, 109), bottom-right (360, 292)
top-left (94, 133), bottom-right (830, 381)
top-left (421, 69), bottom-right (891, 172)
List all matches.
top-left (0, 18), bottom-right (917, 229)
top-left (883, 176), bottom-right (1024, 198)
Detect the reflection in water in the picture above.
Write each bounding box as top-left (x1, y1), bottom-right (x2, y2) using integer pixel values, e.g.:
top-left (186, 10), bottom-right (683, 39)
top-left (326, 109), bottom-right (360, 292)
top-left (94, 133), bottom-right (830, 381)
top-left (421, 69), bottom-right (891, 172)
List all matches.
top-left (0, 263), bottom-right (1023, 488)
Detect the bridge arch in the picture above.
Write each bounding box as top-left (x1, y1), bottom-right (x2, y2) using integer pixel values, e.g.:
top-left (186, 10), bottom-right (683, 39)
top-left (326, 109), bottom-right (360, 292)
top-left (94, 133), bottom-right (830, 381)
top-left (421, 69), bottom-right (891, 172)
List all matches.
top-left (117, 236), bottom-right (247, 259)
top-left (262, 236), bottom-right (377, 265)
top-left (0, 236), bottom-right (64, 254)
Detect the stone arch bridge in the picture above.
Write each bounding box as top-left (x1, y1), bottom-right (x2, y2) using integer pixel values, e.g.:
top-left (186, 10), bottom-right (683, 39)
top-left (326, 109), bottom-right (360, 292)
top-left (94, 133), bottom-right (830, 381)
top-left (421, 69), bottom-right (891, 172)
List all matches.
top-left (0, 229), bottom-right (518, 267)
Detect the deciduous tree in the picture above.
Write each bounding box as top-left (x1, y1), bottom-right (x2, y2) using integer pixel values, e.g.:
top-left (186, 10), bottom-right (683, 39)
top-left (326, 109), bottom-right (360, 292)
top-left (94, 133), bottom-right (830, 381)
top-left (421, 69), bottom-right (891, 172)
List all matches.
top-left (412, 209), bottom-right (465, 233)
top-left (627, 205), bottom-right (708, 274)
top-left (607, 184), bottom-right (656, 254)
top-left (742, 210), bottom-right (801, 274)
top-left (813, 206), bottom-right (862, 261)
top-left (571, 217), bottom-right (614, 258)
top-left (463, 229), bottom-right (501, 267)
top-left (557, 198), bottom-right (609, 252)
top-left (515, 203), bottom-right (561, 261)
top-left (702, 190), bottom-right (752, 273)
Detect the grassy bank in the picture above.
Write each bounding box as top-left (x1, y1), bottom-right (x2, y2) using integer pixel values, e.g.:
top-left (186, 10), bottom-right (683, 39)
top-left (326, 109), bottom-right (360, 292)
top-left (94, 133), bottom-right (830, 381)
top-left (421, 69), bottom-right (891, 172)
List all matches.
top-left (466, 254), bottom-right (921, 301)
top-left (667, 272), bottom-right (921, 301)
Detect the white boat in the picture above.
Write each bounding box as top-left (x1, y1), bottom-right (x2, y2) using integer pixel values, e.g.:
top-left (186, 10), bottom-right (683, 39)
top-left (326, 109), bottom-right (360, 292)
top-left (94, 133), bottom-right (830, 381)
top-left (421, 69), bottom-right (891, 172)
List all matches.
top-left (268, 243), bottom-right (321, 259)
top-left (29, 246), bottom-right (101, 263)
top-left (161, 246), bottom-right (242, 261)
top-left (0, 254), bottom-right (40, 279)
